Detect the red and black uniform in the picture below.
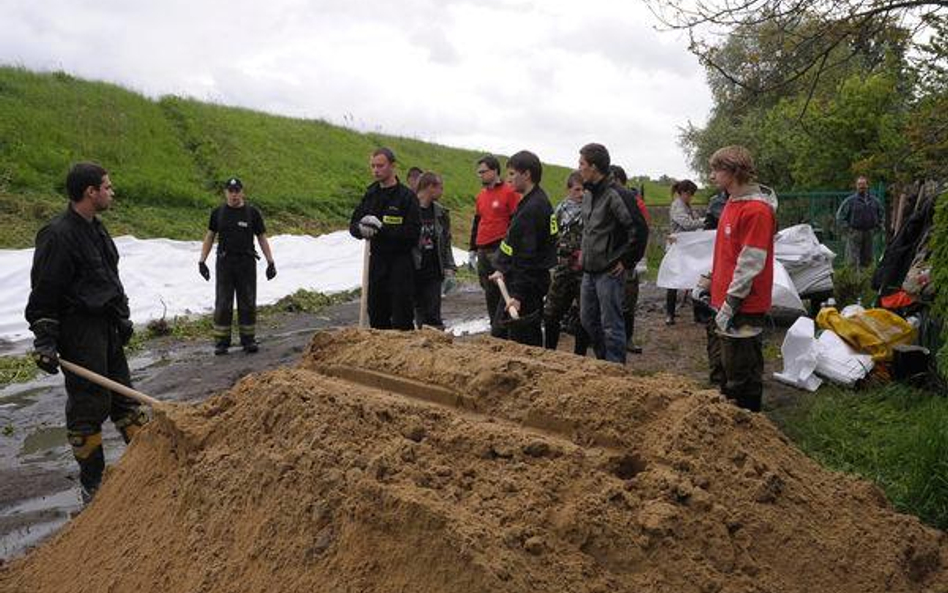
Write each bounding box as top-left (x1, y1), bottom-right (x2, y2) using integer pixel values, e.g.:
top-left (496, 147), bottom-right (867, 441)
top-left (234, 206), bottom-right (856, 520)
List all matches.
top-left (25, 206), bottom-right (145, 496)
top-left (469, 183), bottom-right (520, 334)
top-left (350, 179), bottom-right (421, 330)
top-left (494, 185), bottom-right (557, 346)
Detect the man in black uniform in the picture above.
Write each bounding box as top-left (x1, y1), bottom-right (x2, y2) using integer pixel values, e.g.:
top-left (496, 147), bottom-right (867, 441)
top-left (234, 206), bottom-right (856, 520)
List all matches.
top-left (489, 150), bottom-right (558, 346)
top-left (25, 162), bottom-right (147, 503)
top-left (198, 177), bottom-right (276, 355)
top-left (349, 147), bottom-right (421, 330)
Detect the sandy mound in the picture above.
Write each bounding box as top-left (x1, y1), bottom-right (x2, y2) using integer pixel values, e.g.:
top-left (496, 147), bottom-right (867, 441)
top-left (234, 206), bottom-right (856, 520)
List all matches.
top-left (1, 329), bottom-right (945, 593)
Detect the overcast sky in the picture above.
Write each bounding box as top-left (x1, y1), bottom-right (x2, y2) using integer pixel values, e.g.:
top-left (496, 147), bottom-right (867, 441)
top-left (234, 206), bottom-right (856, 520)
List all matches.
top-left (1, 0), bottom-right (712, 178)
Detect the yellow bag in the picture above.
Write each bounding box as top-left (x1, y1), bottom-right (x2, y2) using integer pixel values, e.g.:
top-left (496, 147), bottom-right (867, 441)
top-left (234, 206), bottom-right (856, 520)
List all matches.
top-left (815, 307), bottom-right (916, 362)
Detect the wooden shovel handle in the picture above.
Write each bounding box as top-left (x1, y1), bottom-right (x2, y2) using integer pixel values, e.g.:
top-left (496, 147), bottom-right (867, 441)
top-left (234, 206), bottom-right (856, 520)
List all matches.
top-left (60, 358), bottom-right (163, 408)
top-left (494, 276), bottom-right (520, 320)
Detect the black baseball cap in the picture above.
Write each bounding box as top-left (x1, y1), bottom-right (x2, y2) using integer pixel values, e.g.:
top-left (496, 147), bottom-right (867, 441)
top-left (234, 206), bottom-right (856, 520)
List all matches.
top-left (224, 177), bottom-right (243, 191)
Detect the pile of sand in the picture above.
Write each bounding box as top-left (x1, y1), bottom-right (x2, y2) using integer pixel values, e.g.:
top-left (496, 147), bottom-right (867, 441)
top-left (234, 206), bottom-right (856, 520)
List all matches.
top-left (1, 329), bottom-right (945, 592)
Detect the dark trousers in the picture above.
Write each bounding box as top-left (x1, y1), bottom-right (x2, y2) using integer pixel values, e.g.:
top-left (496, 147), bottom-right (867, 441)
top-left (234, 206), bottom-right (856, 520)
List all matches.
top-left (666, 289), bottom-right (679, 318)
top-left (477, 246), bottom-right (506, 338)
top-left (581, 270), bottom-right (627, 364)
top-left (414, 275), bottom-right (444, 329)
top-left (59, 314), bottom-right (142, 490)
top-left (369, 252), bottom-right (415, 330)
top-left (214, 254), bottom-right (257, 346)
top-left (495, 271), bottom-right (549, 347)
top-left (543, 265), bottom-right (581, 350)
top-left (623, 271), bottom-right (639, 342)
top-left (706, 313), bottom-right (765, 412)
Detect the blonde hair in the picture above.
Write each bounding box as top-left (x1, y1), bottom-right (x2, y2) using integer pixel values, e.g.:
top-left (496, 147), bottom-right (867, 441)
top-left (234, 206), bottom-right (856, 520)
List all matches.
top-left (709, 145), bottom-right (756, 184)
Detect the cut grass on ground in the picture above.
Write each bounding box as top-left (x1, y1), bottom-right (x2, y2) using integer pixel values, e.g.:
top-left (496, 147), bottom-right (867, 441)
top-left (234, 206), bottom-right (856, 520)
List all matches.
top-left (768, 383), bottom-right (948, 531)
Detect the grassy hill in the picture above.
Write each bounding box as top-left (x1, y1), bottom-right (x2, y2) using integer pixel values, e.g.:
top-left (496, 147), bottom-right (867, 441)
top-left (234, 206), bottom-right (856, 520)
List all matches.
top-left (0, 66), bottom-right (677, 248)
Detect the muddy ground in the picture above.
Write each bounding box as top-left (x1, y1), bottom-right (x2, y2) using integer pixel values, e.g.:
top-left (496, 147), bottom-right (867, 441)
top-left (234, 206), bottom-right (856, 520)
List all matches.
top-left (0, 280), bottom-right (800, 561)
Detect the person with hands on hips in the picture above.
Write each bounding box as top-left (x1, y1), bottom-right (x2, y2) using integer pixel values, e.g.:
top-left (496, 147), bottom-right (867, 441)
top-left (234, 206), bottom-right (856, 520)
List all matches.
top-left (198, 176), bottom-right (276, 355)
top-left (706, 146), bottom-right (777, 413)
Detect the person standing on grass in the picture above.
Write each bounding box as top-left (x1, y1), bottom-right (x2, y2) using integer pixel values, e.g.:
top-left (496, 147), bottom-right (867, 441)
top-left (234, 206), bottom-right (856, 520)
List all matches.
top-left (610, 165), bottom-right (650, 354)
top-left (469, 155), bottom-right (521, 337)
top-left (665, 179), bottom-right (704, 325)
top-left (25, 162), bottom-right (148, 504)
top-left (349, 147), bottom-right (421, 330)
top-left (706, 146), bottom-right (777, 413)
top-left (412, 171), bottom-right (457, 329)
top-left (543, 171), bottom-right (588, 352)
top-left (198, 177), bottom-right (276, 355)
top-left (836, 175), bottom-right (884, 270)
top-left (489, 150), bottom-right (557, 346)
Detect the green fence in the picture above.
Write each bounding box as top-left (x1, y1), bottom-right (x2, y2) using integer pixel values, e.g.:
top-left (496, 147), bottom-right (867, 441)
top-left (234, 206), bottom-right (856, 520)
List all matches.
top-left (777, 183), bottom-right (886, 267)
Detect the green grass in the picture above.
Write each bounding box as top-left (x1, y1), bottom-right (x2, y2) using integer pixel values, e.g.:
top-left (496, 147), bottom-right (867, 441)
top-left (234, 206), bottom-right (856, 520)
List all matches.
top-left (0, 355), bottom-right (38, 386)
top-left (0, 66), bottom-right (583, 247)
top-left (769, 384), bottom-right (948, 530)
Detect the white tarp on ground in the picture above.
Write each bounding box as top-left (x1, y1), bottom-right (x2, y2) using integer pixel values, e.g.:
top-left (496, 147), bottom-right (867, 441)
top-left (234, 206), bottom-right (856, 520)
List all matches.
top-left (0, 232), bottom-right (467, 344)
top-left (657, 230), bottom-right (805, 311)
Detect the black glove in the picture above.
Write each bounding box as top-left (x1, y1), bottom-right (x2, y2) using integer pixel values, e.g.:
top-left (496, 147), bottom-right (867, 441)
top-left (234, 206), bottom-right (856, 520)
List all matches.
top-left (117, 318), bottom-right (134, 345)
top-left (198, 261), bottom-right (210, 281)
top-left (30, 319), bottom-right (60, 375)
top-left (266, 261), bottom-right (277, 281)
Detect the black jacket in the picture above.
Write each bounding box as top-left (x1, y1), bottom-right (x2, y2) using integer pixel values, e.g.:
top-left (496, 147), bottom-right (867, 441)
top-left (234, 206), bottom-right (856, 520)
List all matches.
top-left (614, 183), bottom-right (650, 270)
top-left (25, 206), bottom-right (130, 326)
top-left (349, 179), bottom-right (421, 256)
top-left (495, 185), bottom-right (557, 299)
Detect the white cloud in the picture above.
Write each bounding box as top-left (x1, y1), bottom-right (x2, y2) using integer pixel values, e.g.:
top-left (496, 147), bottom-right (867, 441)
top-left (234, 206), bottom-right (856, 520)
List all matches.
top-left (0, 0), bottom-right (711, 178)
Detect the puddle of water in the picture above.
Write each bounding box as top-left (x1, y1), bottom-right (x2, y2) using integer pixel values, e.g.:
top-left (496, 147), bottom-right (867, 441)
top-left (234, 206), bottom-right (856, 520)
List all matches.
top-left (0, 489), bottom-right (80, 560)
top-left (0, 386), bottom-right (49, 411)
top-left (19, 426), bottom-right (67, 457)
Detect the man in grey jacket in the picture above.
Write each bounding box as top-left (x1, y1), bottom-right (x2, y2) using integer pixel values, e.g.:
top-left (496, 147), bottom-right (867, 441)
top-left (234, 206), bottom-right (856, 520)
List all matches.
top-left (578, 143), bottom-right (646, 364)
top-left (836, 176), bottom-right (883, 269)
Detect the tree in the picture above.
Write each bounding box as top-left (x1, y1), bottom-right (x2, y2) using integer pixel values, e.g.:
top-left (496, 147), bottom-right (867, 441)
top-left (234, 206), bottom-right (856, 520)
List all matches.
top-left (645, 0), bottom-right (945, 102)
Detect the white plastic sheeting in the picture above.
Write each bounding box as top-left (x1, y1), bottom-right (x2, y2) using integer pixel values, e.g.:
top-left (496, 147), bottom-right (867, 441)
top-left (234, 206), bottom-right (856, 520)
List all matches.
top-left (773, 315), bottom-right (875, 390)
top-left (0, 232), bottom-right (467, 344)
top-left (774, 224), bottom-right (835, 294)
top-left (657, 230), bottom-right (805, 311)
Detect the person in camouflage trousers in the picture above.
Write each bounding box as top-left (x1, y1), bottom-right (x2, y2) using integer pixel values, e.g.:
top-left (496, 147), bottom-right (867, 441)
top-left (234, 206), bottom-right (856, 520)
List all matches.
top-left (543, 172), bottom-right (587, 352)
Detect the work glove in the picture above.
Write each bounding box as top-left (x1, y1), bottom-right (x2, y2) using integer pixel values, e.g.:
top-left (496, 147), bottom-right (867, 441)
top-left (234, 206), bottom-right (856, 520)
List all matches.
top-left (117, 318), bottom-right (134, 346)
top-left (715, 297), bottom-right (741, 333)
top-left (467, 251), bottom-right (477, 270)
top-left (266, 261), bottom-right (277, 281)
top-left (359, 215), bottom-right (383, 239)
top-left (442, 270), bottom-right (457, 295)
top-left (29, 319), bottom-right (59, 375)
top-left (198, 261), bottom-right (210, 281)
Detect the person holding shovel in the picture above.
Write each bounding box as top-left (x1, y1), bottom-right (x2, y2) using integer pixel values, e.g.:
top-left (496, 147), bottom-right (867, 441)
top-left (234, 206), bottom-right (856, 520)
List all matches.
top-left (25, 162), bottom-right (148, 504)
top-left (198, 177), bottom-right (276, 355)
top-left (706, 146), bottom-right (777, 412)
top-left (349, 147), bottom-right (421, 330)
top-left (488, 150), bottom-right (557, 346)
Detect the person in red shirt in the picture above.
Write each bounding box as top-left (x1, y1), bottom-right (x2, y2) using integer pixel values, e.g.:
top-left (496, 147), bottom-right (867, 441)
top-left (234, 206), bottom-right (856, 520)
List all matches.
top-left (706, 145), bottom-right (777, 412)
top-left (468, 155), bottom-right (521, 335)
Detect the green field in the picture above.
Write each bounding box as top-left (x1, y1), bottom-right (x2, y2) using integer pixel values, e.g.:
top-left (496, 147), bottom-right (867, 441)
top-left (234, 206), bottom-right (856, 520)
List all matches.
top-left (1, 66), bottom-right (684, 248)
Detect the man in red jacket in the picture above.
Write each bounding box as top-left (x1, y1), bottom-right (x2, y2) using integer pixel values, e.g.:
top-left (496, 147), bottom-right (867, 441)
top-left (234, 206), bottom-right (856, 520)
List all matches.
top-left (706, 145), bottom-right (777, 412)
top-left (468, 154), bottom-right (521, 335)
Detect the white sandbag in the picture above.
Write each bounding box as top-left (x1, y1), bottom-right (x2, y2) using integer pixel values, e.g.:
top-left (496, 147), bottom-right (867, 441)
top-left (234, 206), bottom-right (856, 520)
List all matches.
top-left (814, 330), bottom-right (874, 386)
top-left (773, 316), bottom-right (822, 391)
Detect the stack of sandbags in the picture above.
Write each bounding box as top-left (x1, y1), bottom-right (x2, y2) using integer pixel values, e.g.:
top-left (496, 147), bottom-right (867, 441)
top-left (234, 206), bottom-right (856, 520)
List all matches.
top-left (775, 224), bottom-right (835, 295)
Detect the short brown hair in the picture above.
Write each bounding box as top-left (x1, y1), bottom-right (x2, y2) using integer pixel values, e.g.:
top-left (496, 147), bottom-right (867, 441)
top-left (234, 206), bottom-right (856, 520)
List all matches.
top-left (66, 162), bottom-right (108, 202)
top-left (566, 171), bottom-right (583, 188)
top-left (416, 171), bottom-right (442, 192)
top-left (709, 146), bottom-right (756, 184)
top-left (372, 147), bottom-right (396, 163)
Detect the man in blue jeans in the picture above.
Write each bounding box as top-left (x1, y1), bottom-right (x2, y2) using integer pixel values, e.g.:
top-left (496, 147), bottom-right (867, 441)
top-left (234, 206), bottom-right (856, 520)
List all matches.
top-left (578, 143), bottom-right (647, 364)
